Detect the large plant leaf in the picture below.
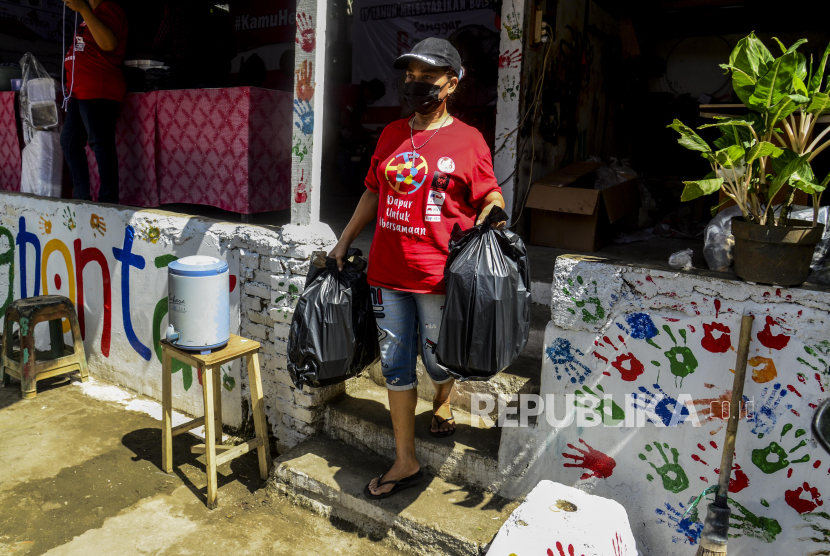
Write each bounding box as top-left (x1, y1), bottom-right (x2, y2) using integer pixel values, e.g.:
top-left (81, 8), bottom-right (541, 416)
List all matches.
top-left (700, 117), bottom-right (755, 150)
top-left (681, 178), bottom-right (724, 202)
top-left (772, 37), bottom-right (807, 55)
top-left (714, 145), bottom-right (746, 168)
top-left (766, 94), bottom-right (807, 125)
top-left (768, 152), bottom-right (811, 200)
top-left (667, 119), bottom-right (711, 153)
top-left (725, 33), bottom-right (774, 106)
top-left (809, 42), bottom-right (830, 94)
top-left (807, 91), bottom-right (830, 116)
top-left (793, 166), bottom-right (828, 195)
top-left (793, 76), bottom-right (808, 96)
top-left (749, 50), bottom-right (799, 110)
top-left (796, 52), bottom-right (808, 82)
top-left (746, 141), bottom-right (783, 164)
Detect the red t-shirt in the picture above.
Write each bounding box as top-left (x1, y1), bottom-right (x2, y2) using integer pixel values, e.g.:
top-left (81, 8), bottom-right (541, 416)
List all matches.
top-left (64, 1), bottom-right (128, 102)
top-left (365, 117), bottom-right (501, 294)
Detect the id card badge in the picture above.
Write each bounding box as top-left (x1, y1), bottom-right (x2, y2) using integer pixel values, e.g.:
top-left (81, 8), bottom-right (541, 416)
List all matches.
top-left (75, 35), bottom-right (86, 52)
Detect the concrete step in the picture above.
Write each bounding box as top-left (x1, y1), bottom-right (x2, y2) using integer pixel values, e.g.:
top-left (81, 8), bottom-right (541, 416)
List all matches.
top-left (269, 436), bottom-right (519, 556)
top-left (366, 303), bottom-right (546, 416)
top-left (326, 377), bottom-right (502, 492)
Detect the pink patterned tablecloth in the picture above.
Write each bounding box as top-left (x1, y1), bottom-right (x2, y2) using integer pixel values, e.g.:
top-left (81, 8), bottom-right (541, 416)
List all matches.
top-left (0, 92), bottom-right (21, 192)
top-left (87, 87), bottom-right (291, 213)
top-left (86, 91), bottom-right (158, 205)
top-left (156, 87), bottom-right (291, 213)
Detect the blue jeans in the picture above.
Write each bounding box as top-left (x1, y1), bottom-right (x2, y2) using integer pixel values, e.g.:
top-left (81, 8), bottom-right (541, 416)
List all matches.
top-left (60, 98), bottom-right (121, 204)
top-left (371, 286), bottom-right (452, 391)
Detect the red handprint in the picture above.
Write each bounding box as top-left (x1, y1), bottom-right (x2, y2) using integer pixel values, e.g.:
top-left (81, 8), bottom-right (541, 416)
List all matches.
top-left (757, 315), bottom-right (790, 350)
top-left (593, 335), bottom-right (644, 381)
top-left (548, 542), bottom-right (584, 556)
top-left (296, 13), bottom-right (316, 53)
top-left (785, 482), bottom-right (824, 514)
top-left (295, 60), bottom-right (315, 101)
top-left (295, 169), bottom-right (308, 203)
top-left (499, 49), bottom-right (522, 68)
top-left (701, 322), bottom-right (731, 353)
top-left (563, 438), bottom-right (616, 480)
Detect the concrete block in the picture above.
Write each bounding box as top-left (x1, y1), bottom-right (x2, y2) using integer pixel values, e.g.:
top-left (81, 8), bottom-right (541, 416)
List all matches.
top-left (274, 339), bottom-right (288, 356)
top-left (243, 295), bottom-right (263, 312)
top-left (246, 310), bottom-right (268, 326)
top-left (271, 274), bottom-right (305, 294)
top-left (487, 481), bottom-right (637, 556)
top-left (259, 340), bottom-right (277, 357)
top-left (271, 290), bottom-right (300, 310)
top-left (239, 249), bottom-right (259, 271)
top-left (293, 382), bottom-right (344, 408)
top-left (244, 282), bottom-right (270, 300)
top-left (269, 306), bottom-right (294, 324)
top-left (285, 258), bottom-right (310, 276)
top-left (273, 322), bottom-right (291, 340)
top-left (260, 256), bottom-right (274, 272)
top-left (242, 321), bottom-right (268, 341)
top-left (269, 257), bottom-right (286, 273)
top-left (253, 269), bottom-right (273, 286)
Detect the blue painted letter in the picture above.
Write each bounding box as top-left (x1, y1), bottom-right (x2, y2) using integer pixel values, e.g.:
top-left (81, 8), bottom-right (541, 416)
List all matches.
top-left (15, 216), bottom-right (40, 298)
top-left (113, 226), bottom-right (151, 360)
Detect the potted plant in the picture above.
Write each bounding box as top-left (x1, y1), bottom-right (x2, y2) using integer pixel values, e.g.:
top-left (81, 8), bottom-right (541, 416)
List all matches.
top-left (668, 33), bottom-right (830, 286)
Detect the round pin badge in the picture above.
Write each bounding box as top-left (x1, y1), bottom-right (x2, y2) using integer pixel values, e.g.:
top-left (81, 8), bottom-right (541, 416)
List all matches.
top-left (437, 157), bottom-right (455, 173)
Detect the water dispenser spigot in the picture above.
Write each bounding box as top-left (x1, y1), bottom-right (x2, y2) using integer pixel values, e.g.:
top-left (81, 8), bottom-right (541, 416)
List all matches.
top-left (165, 324), bottom-right (179, 343)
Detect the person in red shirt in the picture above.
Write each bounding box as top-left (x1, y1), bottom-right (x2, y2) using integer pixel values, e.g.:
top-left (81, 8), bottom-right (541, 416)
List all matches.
top-left (329, 38), bottom-right (506, 499)
top-left (60, 0), bottom-right (128, 204)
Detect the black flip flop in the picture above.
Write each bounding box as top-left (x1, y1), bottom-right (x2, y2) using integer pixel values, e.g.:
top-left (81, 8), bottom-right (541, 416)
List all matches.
top-left (363, 470), bottom-right (425, 500)
top-left (429, 410), bottom-right (456, 438)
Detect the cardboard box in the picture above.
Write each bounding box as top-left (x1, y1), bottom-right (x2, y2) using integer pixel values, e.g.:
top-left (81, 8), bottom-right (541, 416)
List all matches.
top-left (526, 161), bottom-right (641, 252)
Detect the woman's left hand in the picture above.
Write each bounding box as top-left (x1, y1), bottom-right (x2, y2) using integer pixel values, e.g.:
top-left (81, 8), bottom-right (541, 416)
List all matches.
top-left (476, 201), bottom-right (507, 230)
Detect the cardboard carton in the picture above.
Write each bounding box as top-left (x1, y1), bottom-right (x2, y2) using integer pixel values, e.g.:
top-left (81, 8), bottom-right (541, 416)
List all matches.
top-left (526, 161), bottom-right (641, 252)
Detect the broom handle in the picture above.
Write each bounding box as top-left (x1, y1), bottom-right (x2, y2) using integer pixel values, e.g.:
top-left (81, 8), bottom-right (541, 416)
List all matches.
top-left (716, 314), bottom-right (754, 502)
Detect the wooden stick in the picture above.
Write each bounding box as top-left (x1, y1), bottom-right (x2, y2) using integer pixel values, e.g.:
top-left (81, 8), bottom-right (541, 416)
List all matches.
top-left (202, 364), bottom-right (218, 509)
top-left (716, 314), bottom-right (753, 500)
top-left (162, 351), bottom-right (173, 474)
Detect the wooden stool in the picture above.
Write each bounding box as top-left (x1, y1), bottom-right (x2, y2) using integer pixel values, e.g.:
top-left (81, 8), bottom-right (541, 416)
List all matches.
top-left (1, 295), bottom-right (89, 399)
top-left (161, 334), bottom-right (271, 509)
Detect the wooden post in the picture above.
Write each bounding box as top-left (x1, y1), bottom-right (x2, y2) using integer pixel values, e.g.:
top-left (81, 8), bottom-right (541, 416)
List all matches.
top-left (290, 0), bottom-right (328, 225)
top-left (212, 364), bottom-right (223, 443)
top-left (494, 0), bottom-right (525, 218)
top-left (162, 351), bottom-right (173, 474)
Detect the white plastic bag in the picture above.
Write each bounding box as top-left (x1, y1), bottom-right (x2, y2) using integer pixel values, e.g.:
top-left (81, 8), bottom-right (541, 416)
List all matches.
top-left (669, 248), bottom-right (694, 270)
top-left (20, 131), bottom-right (63, 197)
top-left (703, 206), bottom-right (742, 272)
top-left (788, 206), bottom-right (830, 285)
top-left (19, 53), bottom-right (58, 143)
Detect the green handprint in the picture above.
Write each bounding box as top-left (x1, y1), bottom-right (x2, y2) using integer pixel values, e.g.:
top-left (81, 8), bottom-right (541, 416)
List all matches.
top-left (62, 207), bottom-right (77, 231)
top-left (222, 367), bottom-right (235, 392)
top-left (292, 135), bottom-right (309, 162)
top-left (751, 423), bottom-right (810, 474)
top-left (638, 441), bottom-right (689, 494)
top-left (501, 76), bottom-right (517, 101)
top-left (503, 12), bottom-right (523, 41)
top-left (563, 276), bottom-right (605, 324)
top-left (798, 340), bottom-right (830, 390)
top-left (800, 511), bottom-right (830, 545)
top-left (646, 324), bottom-right (698, 387)
top-left (728, 499), bottom-right (782, 543)
top-left (574, 383), bottom-right (624, 425)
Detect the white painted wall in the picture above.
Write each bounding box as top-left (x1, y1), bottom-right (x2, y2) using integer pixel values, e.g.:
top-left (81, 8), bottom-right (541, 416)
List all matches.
top-left (498, 255), bottom-right (830, 556)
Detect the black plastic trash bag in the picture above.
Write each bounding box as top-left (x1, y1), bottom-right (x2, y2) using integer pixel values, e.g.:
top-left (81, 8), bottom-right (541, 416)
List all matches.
top-left (437, 207), bottom-right (531, 381)
top-left (287, 249), bottom-right (379, 390)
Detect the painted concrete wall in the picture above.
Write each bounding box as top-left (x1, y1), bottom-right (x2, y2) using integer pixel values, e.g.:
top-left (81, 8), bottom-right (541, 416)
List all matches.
top-left (1, 192), bottom-right (339, 449)
top-left (499, 255), bottom-right (830, 556)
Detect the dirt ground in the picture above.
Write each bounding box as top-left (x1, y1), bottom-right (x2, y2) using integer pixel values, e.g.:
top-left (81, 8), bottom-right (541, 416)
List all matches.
top-left (0, 374), bottom-right (406, 556)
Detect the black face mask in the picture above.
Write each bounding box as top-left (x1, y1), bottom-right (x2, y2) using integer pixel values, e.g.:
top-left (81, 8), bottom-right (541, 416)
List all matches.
top-left (400, 81), bottom-right (448, 117)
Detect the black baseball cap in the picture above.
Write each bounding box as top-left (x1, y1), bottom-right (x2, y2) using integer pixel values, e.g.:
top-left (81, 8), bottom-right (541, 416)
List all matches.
top-left (393, 38), bottom-right (464, 79)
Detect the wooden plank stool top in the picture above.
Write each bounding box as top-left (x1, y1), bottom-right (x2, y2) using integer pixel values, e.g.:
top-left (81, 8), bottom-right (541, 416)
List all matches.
top-left (161, 334), bottom-right (271, 509)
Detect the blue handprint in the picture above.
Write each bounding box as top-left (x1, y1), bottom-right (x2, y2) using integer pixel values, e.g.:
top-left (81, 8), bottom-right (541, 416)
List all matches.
top-left (546, 337), bottom-right (592, 384)
top-left (655, 501), bottom-right (703, 544)
top-left (617, 312), bottom-right (660, 340)
top-left (294, 100), bottom-right (314, 135)
top-left (750, 383), bottom-right (791, 438)
top-left (631, 384), bottom-right (690, 427)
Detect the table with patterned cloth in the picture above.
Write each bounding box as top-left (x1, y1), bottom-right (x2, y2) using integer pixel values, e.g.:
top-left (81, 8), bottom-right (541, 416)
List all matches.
top-left (0, 92), bottom-right (22, 192)
top-left (85, 87), bottom-right (291, 213)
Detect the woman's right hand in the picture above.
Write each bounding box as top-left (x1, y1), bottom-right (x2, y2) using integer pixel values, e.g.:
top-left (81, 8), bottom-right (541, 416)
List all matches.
top-left (328, 240), bottom-right (350, 271)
